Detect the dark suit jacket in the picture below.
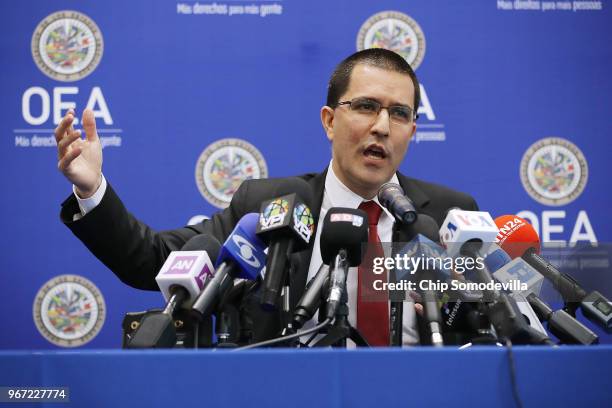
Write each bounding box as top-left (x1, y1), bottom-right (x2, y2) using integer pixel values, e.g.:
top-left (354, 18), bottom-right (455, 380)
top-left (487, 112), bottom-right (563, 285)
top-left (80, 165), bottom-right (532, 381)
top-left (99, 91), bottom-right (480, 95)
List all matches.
top-left (61, 168), bottom-right (478, 344)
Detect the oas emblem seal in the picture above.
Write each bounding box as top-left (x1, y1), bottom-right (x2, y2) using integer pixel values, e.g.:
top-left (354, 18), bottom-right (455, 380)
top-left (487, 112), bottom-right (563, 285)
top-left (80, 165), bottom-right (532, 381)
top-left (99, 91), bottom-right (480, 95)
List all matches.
top-left (520, 137), bottom-right (588, 206)
top-left (33, 275), bottom-right (106, 347)
top-left (357, 11), bottom-right (426, 70)
top-left (31, 10), bottom-right (104, 81)
top-left (195, 138), bottom-right (268, 208)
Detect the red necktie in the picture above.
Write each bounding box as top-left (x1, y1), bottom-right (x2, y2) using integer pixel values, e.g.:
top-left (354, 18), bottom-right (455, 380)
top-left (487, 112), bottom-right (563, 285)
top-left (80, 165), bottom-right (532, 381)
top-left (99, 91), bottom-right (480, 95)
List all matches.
top-left (357, 201), bottom-right (389, 347)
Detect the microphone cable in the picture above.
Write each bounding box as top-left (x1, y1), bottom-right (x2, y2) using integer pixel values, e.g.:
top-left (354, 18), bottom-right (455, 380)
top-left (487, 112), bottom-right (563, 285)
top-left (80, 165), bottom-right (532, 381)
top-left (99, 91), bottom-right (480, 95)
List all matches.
top-left (234, 318), bottom-right (332, 350)
top-left (503, 337), bottom-right (524, 408)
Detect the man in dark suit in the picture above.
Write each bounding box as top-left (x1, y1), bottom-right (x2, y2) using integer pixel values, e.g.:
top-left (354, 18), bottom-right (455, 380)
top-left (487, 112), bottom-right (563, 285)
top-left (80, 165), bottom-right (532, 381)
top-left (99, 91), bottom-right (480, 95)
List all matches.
top-left (56, 49), bottom-right (477, 346)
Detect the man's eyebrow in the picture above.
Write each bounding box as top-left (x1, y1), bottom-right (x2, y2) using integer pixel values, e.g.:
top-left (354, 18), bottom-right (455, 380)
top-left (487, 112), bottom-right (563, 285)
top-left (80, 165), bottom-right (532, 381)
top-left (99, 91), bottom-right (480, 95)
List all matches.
top-left (353, 95), bottom-right (411, 107)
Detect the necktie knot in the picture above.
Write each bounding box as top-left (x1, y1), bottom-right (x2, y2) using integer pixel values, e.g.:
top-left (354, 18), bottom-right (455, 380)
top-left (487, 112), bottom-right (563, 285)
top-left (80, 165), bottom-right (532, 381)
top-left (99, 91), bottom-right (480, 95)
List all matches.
top-left (359, 201), bottom-right (383, 226)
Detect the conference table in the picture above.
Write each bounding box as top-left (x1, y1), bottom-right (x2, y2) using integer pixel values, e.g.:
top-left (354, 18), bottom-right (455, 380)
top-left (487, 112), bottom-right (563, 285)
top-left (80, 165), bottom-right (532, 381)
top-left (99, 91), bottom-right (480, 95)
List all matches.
top-left (1, 346), bottom-right (610, 407)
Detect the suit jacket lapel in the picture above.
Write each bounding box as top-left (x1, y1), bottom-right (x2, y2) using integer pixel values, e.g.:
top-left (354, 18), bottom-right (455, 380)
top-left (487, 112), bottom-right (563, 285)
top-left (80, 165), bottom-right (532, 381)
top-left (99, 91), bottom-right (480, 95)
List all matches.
top-left (396, 172), bottom-right (430, 211)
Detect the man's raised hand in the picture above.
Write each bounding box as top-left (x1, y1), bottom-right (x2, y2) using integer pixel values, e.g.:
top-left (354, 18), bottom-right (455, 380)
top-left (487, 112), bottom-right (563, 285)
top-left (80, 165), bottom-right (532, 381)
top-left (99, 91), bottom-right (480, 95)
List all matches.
top-left (55, 108), bottom-right (103, 198)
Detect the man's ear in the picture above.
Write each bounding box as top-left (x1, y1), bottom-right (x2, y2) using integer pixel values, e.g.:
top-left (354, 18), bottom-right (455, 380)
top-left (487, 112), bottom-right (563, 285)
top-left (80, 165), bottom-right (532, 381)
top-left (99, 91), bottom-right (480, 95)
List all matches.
top-left (320, 106), bottom-right (335, 142)
top-left (408, 122), bottom-right (416, 142)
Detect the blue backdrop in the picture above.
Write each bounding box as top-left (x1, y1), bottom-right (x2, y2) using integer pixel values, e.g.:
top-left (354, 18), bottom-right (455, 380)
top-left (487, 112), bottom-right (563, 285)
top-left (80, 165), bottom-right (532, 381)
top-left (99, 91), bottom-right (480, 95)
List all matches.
top-left (1, 0), bottom-right (610, 348)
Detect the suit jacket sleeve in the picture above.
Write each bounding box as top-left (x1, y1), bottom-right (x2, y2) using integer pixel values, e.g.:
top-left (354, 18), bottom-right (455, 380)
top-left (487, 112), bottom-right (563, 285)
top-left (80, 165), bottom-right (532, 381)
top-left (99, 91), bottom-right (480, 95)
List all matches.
top-left (60, 181), bottom-right (251, 290)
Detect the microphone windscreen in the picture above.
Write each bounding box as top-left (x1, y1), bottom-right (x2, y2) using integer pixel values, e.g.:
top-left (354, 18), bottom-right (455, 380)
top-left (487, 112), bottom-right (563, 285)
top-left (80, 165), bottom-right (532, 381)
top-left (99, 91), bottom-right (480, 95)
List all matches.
top-left (320, 207), bottom-right (368, 266)
top-left (181, 234), bottom-right (222, 261)
top-left (484, 248), bottom-right (512, 272)
top-left (399, 213), bottom-right (440, 243)
top-left (218, 213), bottom-right (267, 279)
top-left (494, 215), bottom-right (541, 259)
top-left (272, 177), bottom-right (314, 208)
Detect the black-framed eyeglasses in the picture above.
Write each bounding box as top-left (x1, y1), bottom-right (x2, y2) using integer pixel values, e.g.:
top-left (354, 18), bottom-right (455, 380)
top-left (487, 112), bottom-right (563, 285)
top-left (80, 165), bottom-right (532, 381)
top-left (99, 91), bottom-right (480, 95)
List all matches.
top-left (336, 97), bottom-right (417, 125)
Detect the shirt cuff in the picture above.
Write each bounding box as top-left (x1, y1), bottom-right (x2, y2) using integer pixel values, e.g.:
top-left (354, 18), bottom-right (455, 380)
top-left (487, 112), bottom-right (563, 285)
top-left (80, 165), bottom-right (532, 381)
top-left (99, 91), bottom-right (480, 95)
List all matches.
top-left (73, 175), bottom-right (107, 217)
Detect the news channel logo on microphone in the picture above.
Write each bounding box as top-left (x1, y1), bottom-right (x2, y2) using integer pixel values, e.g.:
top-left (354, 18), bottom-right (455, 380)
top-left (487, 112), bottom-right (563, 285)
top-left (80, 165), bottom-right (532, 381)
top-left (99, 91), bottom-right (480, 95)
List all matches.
top-left (259, 198), bottom-right (290, 231)
top-left (293, 203), bottom-right (315, 243)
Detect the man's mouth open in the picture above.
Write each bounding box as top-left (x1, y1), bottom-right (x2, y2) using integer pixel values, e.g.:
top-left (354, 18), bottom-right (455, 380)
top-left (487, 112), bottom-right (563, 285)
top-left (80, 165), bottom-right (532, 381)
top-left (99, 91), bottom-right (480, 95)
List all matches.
top-left (363, 145), bottom-right (387, 160)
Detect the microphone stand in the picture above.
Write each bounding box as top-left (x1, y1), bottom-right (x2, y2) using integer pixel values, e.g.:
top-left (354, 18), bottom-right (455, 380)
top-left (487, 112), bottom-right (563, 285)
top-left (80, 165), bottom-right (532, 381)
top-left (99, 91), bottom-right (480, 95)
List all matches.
top-left (312, 279), bottom-right (369, 347)
top-left (279, 263), bottom-right (299, 347)
top-left (390, 226), bottom-right (405, 346)
top-left (123, 306), bottom-right (214, 349)
top-left (462, 304), bottom-right (500, 346)
top-left (389, 268), bottom-right (404, 346)
top-left (313, 251), bottom-right (369, 347)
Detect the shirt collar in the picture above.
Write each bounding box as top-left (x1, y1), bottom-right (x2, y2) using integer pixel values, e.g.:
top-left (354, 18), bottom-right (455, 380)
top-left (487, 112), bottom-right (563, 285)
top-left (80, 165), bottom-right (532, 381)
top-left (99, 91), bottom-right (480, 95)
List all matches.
top-left (325, 160), bottom-right (398, 220)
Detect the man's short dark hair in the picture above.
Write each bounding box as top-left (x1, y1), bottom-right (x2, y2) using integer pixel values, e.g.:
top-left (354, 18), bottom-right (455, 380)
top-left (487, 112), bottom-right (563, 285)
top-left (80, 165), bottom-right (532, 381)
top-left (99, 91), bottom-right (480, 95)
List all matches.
top-left (326, 48), bottom-right (420, 115)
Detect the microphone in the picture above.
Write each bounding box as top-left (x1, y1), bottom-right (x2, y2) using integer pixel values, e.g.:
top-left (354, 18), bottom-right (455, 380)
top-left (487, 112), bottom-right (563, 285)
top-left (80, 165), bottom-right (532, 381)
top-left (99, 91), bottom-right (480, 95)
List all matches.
top-left (391, 214), bottom-right (444, 291)
top-left (396, 212), bottom-right (440, 243)
top-left (439, 209), bottom-right (499, 259)
top-left (395, 215), bottom-right (487, 345)
top-left (377, 182), bottom-right (417, 225)
top-left (440, 210), bottom-right (554, 345)
top-left (257, 178), bottom-right (315, 310)
top-left (495, 214), bottom-right (541, 259)
top-left (292, 264), bottom-right (329, 330)
top-left (191, 213), bottom-right (267, 321)
top-left (320, 207), bottom-right (368, 319)
top-left (395, 229), bottom-right (484, 333)
top-left (485, 246), bottom-right (598, 345)
top-left (155, 235), bottom-right (221, 310)
top-left (484, 245), bottom-right (545, 298)
top-left (495, 215), bottom-right (612, 333)
top-left (402, 220), bottom-right (488, 345)
top-left (128, 235), bottom-right (221, 348)
top-left (241, 209), bottom-right (366, 350)
top-left (393, 214), bottom-right (445, 346)
top-left (439, 209), bottom-right (502, 301)
top-left (528, 294), bottom-right (599, 345)
top-left (390, 215), bottom-right (442, 345)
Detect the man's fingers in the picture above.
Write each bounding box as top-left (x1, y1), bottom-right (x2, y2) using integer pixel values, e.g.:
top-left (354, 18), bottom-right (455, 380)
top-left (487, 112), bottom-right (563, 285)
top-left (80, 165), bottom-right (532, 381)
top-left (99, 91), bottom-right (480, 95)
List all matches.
top-left (57, 142), bottom-right (82, 172)
top-left (57, 129), bottom-right (82, 159)
top-left (54, 110), bottom-right (75, 143)
top-left (81, 109), bottom-right (99, 142)
top-left (414, 303), bottom-right (424, 317)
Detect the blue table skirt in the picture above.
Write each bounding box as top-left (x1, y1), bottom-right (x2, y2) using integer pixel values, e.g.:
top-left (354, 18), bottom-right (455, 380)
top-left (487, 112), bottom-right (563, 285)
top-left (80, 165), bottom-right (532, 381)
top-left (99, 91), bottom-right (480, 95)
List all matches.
top-left (1, 346), bottom-right (611, 408)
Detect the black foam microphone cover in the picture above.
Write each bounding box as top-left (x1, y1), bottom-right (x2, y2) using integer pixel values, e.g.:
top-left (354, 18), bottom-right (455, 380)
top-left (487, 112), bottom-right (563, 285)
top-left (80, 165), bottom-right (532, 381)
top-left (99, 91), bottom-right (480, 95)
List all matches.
top-left (271, 177), bottom-right (315, 209)
top-left (320, 207), bottom-right (368, 266)
top-left (378, 183), bottom-right (417, 224)
top-left (395, 213), bottom-right (440, 243)
top-left (180, 234), bottom-right (222, 262)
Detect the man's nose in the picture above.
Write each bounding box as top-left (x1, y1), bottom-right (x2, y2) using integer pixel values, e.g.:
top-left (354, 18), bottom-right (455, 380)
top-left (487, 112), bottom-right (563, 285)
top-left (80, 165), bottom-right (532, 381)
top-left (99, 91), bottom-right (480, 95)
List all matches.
top-left (370, 108), bottom-right (390, 137)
